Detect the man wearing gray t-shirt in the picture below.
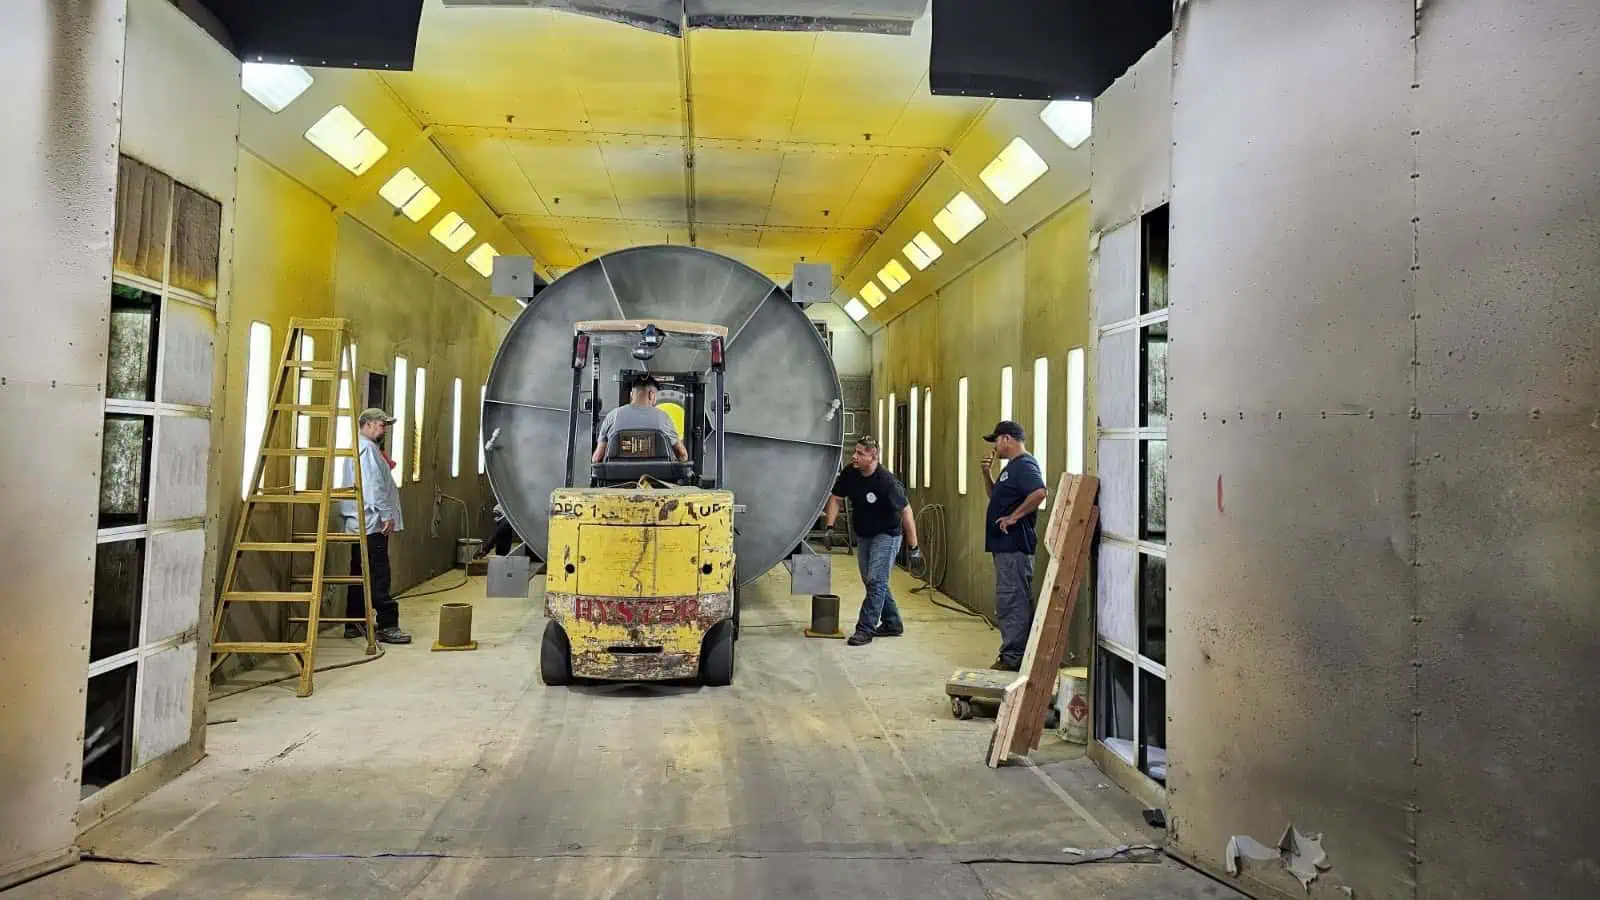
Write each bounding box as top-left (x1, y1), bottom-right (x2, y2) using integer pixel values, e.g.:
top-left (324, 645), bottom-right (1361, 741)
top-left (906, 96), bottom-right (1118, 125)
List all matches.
top-left (592, 373), bottom-right (690, 462)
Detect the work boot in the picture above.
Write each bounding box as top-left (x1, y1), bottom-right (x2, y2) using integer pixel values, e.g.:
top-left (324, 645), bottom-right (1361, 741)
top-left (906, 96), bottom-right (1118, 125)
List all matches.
top-left (376, 626), bottom-right (413, 645)
top-left (873, 624), bottom-right (904, 637)
top-left (993, 657), bottom-right (1021, 672)
top-left (344, 624), bottom-right (365, 639)
top-left (846, 631), bottom-right (873, 646)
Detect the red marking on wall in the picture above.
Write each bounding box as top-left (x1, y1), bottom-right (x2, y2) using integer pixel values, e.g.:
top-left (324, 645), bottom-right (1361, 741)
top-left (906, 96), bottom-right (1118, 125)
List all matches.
top-left (1217, 475), bottom-right (1225, 514)
top-left (1068, 695), bottom-right (1089, 723)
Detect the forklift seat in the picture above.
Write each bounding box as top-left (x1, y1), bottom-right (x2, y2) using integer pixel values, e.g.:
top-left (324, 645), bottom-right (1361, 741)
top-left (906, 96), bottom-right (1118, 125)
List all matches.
top-left (591, 429), bottom-right (694, 486)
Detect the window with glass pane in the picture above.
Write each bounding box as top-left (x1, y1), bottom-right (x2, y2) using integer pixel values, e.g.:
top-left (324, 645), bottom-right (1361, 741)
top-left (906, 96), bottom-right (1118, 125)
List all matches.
top-left (1140, 439), bottom-right (1166, 541)
top-left (1138, 553), bottom-right (1166, 665)
top-left (1138, 670), bottom-right (1167, 783)
top-left (1140, 320), bottom-right (1168, 429)
top-left (107, 284), bottom-right (160, 402)
top-left (1141, 205), bottom-right (1169, 313)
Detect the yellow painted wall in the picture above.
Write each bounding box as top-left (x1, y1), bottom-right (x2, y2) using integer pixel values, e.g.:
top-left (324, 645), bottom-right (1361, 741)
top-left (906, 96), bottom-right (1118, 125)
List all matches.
top-left (218, 151), bottom-right (510, 648)
top-left (872, 197), bottom-right (1094, 664)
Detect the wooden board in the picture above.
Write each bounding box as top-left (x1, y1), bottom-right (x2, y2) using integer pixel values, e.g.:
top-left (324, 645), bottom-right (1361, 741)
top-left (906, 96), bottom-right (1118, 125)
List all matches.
top-left (985, 473), bottom-right (1099, 767)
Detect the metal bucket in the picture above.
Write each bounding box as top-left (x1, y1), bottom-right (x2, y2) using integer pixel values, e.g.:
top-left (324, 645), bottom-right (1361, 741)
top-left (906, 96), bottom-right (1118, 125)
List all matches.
top-left (456, 538), bottom-right (482, 567)
top-left (1057, 666), bottom-right (1091, 744)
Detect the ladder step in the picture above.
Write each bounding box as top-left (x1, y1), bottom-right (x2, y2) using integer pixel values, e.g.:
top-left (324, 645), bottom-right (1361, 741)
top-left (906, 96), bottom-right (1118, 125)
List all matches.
top-left (260, 447), bottom-right (359, 458)
top-left (212, 641), bottom-right (310, 654)
top-left (237, 541), bottom-right (321, 553)
top-left (248, 491), bottom-right (358, 504)
top-left (293, 575), bottom-right (363, 585)
top-left (273, 405), bottom-right (341, 416)
top-left (284, 362), bottom-right (343, 379)
top-left (293, 532), bottom-right (361, 542)
top-left (223, 591), bottom-right (317, 603)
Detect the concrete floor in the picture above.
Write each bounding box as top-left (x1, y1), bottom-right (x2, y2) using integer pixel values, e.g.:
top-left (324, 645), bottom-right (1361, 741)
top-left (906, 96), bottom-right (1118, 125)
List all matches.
top-left (14, 562), bottom-right (1242, 899)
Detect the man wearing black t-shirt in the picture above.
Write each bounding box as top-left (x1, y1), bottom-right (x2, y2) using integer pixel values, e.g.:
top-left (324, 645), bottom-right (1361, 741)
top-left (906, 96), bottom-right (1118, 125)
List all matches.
top-left (982, 420), bottom-right (1049, 671)
top-left (824, 436), bottom-right (921, 646)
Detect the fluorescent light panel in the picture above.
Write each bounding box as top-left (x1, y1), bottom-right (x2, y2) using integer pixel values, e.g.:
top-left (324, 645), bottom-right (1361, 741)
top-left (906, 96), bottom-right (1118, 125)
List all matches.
top-left (305, 106), bottom-right (387, 176)
top-left (860, 282), bottom-right (887, 308)
top-left (430, 212), bottom-right (476, 252)
top-left (242, 62), bottom-right (313, 113)
top-left (933, 192), bottom-right (986, 244)
top-left (903, 232), bottom-right (943, 270)
top-left (467, 243), bottom-right (499, 278)
top-left (1040, 99), bottom-right (1093, 150)
top-left (957, 377), bottom-right (969, 495)
top-left (980, 137), bottom-right (1049, 204)
top-left (379, 168), bottom-right (439, 222)
top-left (878, 259), bottom-right (911, 292)
top-left (843, 298), bottom-right (870, 321)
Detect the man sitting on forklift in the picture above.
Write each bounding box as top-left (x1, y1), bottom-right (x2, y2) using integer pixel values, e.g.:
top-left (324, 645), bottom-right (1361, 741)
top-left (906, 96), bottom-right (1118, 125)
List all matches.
top-left (591, 372), bottom-right (689, 463)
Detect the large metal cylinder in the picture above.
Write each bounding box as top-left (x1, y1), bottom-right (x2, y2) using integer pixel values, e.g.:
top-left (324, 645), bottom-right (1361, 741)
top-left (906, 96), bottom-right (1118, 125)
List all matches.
top-left (482, 245), bottom-right (843, 586)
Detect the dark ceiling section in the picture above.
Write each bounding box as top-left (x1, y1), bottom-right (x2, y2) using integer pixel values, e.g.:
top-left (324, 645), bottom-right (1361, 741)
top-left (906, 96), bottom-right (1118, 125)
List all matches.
top-left (928, 0), bottom-right (1172, 100)
top-left (196, 0), bottom-right (427, 69)
top-left (440, 0), bottom-right (927, 35)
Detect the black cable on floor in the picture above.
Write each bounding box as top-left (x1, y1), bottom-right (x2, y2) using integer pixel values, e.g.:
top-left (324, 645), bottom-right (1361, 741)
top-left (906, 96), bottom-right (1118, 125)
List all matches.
top-left (394, 571), bottom-right (471, 599)
top-left (208, 645), bottom-right (387, 702)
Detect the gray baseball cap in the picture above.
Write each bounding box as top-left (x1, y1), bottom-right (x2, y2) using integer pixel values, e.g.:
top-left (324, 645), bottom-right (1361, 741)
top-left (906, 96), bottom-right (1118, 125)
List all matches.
top-left (358, 407), bottom-right (396, 425)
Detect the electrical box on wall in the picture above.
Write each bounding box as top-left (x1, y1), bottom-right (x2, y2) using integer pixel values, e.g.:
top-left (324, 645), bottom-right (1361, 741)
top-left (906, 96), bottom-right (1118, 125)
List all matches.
top-left (791, 262), bottom-right (831, 307)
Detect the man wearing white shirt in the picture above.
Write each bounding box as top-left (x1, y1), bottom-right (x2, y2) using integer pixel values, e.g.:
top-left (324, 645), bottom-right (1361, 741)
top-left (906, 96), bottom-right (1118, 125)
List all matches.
top-left (338, 408), bottom-right (412, 644)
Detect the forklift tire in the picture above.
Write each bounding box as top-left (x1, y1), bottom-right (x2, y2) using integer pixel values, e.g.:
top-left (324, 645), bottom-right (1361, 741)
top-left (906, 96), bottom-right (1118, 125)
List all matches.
top-left (732, 584), bottom-right (742, 641)
top-left (701, 620), bottom-right (735, 687)
top-left (540, 620), bottom-right (572, 686)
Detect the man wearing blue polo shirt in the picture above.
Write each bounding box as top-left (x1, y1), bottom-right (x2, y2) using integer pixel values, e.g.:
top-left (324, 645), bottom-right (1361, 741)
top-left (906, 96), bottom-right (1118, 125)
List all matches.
top-left (981, 420), bottom-right (1049, 671)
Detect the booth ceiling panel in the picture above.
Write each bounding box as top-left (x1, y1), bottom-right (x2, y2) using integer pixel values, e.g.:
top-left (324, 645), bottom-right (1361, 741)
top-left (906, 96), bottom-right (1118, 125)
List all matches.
top-left (379, 0), bottom-right (985, 284)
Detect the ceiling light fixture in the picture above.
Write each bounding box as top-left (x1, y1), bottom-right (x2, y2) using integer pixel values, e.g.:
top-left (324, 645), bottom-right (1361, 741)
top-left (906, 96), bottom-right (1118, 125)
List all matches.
top-left (379, 168), bottom-right (441, 222)
top-left (843, 298), bottom-right (870, 321)
top-left (1040, 99), bottom-right (1093, 150)
top-left (430, 212), bottom-right (476, 252)
top-left (980, 137), bottom-right (1049, 204)
top-left (466, 243), bottom-right (500, 278)
top-left (903, 232), bottom-right (943, 270)
top-left (304, 106), bottom-right (387, 176)
top-left (878, 259), bottom-right (911, 292)
top-left (242, 62), bottom-right (313, 113)
top-left (860, 282), bottom-right (888, 308)
top-left (933, 192), bottom-right (986, 244)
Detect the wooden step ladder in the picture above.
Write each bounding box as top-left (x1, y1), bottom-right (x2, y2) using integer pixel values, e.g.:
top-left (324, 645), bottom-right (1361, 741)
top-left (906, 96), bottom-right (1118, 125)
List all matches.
top-left (211, 317), bottom-right (376, 697)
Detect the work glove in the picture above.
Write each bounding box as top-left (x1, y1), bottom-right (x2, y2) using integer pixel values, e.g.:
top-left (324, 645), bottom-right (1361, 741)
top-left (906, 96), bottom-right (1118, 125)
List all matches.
top-left (906, 545), bottom-right (926, 576)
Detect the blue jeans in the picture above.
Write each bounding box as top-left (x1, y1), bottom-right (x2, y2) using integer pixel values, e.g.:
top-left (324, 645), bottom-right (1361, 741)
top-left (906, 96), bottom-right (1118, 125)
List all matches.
top-left (854, 532), bottom-right (904, 636)
top-left (994, 552), bottom-right (1036, 666)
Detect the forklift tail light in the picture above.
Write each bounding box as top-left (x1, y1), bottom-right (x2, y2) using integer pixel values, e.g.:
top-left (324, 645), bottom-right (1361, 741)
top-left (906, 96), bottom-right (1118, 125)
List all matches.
top-left (710, 337), bottom-right (724, 368)
top-left (573, 335), bottom-right (590, 369)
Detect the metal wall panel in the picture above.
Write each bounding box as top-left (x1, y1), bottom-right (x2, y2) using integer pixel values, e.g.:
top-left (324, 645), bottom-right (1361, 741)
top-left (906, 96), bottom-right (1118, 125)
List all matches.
top-left (144, 529), bottom-right (205, 644)
top-left (148, 416), bottom-right (211, 522)
top-left (0, 0), bottom-right (125, 884)
top-left (120, 0), bottom-right (241, 206)
top-left (1411, 2), bottom-right (1600, 897)
top-left (159, 299), bottom-right (216, 407)
top-left (1090, 34), bottom-right (1172, 234)
top-left (1166, 1), bottom-right (1419, 897)
top-left (133, 641), bottom-right (197, 767)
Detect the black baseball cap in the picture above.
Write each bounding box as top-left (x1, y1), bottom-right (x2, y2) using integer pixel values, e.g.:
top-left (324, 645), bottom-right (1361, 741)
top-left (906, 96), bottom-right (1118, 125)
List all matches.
top-left (983, 420), bottom-right (1026, 442)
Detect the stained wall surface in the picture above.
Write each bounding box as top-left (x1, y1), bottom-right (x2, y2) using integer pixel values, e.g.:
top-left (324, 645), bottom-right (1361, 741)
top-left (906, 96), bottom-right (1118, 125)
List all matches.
top-left (1164, 2), bottom-right (1600, 899)
top-left (216, 153), bottom-right (513, 646)
top-left (0, 0), bottom-right (125, 886)
top-left (871, 198), bottom-right (1092, 649)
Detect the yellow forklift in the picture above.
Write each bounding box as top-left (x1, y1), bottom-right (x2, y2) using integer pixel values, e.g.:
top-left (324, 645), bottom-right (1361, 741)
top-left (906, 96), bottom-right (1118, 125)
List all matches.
top-left (539, 319), bottom-right (740, 686)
